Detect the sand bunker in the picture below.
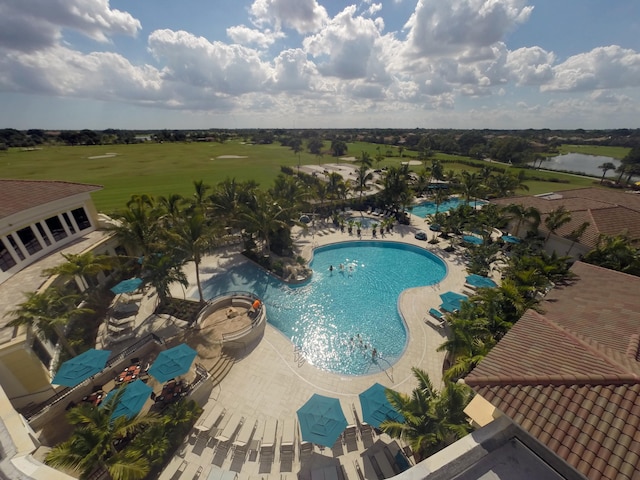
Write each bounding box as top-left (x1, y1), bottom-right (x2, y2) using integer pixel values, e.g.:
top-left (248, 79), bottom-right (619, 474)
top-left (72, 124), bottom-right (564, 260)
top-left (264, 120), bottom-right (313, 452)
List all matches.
top-left (339, 156), bottom-right (358, 161)
top-left (401, 160), bottom-right (422, 166)
top-left (88, 153), bottom-right (117, 159)
top-left (216, 155), bottom-right (248, 159)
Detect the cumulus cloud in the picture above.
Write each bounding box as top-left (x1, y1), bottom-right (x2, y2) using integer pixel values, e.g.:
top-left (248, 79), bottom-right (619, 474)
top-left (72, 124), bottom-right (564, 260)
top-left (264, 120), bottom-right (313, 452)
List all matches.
top-left (270, 48), bottom-right (318, 91)
top-left (403, 0), bottom-right (533, 57)
top-left (506, 46), bottom-right (555, 85)
top-left (148, 29), bottom-right (272, 96)
top-left (542, 45), bottom-right (640, 92)
top-left (226, 25), bottom-right (285, 49)
top-left (0, 0), bottom-right (140, 52)
top-left (303, 6), bottom-right (390, 82)
top-left (250, 0), bottom-right (329, 34)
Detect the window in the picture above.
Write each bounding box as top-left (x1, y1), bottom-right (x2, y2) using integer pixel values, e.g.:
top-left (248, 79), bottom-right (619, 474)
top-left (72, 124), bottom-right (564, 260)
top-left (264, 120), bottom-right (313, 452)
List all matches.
top-left (6, 234), bottom-right (25, 260)
top-left (0, 239), bottom-right (17, 271)
top-left (32, 338), bottom-right (52, 369)
top-left (16, 226), bottom-right (42, 255)
top-left (71, 207), bottom-right (91, 230)
top-left (35, 222), bottom-right (52, 246)
top-left (61, 212), bottom-right (76, 234)
top-left (45, 216), bottom-right (67, 241)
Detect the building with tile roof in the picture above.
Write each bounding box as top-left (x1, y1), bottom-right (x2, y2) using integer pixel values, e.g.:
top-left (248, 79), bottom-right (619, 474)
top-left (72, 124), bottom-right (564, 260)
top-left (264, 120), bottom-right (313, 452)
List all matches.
top-left (465, 261), bottom-right (640, 480)
top-left (491, 187), bottom-right (640, 257)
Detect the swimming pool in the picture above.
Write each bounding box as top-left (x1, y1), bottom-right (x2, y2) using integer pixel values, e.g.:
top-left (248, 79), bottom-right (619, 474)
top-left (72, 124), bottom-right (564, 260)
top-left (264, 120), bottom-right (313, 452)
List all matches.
top-left (410, 197), bottom-right (488, 218)
top-left (200, 241), bottom-right (447, 376)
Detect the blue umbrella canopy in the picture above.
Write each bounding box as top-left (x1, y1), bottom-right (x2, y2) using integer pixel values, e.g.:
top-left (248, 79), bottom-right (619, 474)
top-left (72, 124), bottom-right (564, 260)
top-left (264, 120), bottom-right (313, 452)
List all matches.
top-left (297, 394), bottom-right (348, 448)
top-left (103, 379), bottom-right (152, 420)
top-left (110, 277), bottom-right (143, 294)
top-left (148, 344), bottom-right (198, 383)
top-left (439, 291), bottom-right (468, 313)
top-left (502, 235), bottom-right (521, 244)
top-left (52, 349), bottom-right (111, 387)
top-left (462, 235), bottom-right (483, 245)
top-left (466, 274), bottom-right (497, 288)
top-left (359, 383), bottom-right (404, 429)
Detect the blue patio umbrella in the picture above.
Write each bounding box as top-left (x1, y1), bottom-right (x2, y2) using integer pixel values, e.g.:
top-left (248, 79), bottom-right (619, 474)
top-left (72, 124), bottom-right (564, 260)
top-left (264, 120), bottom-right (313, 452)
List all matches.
top-left (502, 235), bottom-right (521, 244)
top-left (103, 379), bottom-right (153, 420)
top-left (297, 394), bottom-right (348, 448)
top-left (359, 383), bottom-right (404, 429)
top-left (462, 235), bottom-right (483, 245)
top-left (110, 277), bottom-right (143, 294)
top-left (466, 274), bottom-right (497, 288)
top-left (148, 343), bottom-right (198, 383)
top-left (439, 291), bottom-right (468, 313)
top-left (52, 348), bottom-right (111, 387)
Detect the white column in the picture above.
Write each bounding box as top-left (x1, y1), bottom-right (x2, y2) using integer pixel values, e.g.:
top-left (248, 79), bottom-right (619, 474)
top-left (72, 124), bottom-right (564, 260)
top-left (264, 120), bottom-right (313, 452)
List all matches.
top-left (57, 214), bottom-right (73, 237)
top-left (6, 233), bottom-right (28, 261)
top-left (30, 224), bottom-right (47, 250)
top-left (39, 220), bottom-right (55, 245)
top-left (1, 235), bottom-right (22, 265)
top-left (65, 210), bottom-right (81, 234)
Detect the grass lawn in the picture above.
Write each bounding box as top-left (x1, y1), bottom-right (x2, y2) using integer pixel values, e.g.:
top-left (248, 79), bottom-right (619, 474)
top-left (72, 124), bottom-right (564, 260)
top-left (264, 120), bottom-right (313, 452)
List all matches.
top-left (558, 144), bottom-right (630, 160)
top-left (2, 141), bottom-right (602, 212)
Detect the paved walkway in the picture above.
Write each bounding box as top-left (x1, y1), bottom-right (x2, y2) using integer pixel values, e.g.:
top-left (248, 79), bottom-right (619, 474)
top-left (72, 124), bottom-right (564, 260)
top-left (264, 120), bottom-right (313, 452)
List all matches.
top-left (157, 213), bottom-right (476, 480)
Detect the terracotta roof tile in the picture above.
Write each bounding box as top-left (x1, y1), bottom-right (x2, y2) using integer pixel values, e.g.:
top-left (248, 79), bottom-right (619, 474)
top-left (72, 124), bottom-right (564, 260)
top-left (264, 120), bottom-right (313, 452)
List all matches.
top-left (465, 261), bottom-right (640, 480)
top-left (0, 179), bottom-right (102, 219)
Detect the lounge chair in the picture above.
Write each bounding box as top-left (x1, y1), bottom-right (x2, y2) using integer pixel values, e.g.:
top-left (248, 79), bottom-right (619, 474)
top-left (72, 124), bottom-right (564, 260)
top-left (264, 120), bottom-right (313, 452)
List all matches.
top-left (280, 418), bottom-right (296, 459)
top-left (260, 418), bottom-right (277, 461)
top-left (429, 308), bottom-right (444, 320)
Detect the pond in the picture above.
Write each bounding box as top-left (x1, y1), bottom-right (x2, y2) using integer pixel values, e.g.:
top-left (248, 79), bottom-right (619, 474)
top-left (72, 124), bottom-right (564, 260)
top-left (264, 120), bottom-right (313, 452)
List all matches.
top-left (535, 153), bottom-right (621, 178)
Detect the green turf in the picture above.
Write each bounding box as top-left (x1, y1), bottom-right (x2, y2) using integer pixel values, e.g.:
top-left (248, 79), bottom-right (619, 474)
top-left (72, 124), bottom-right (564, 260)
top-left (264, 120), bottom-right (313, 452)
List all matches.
top-left (1, 141), bottom-right (602, 212)
top-left (557, 144), bottom-right (630, 160)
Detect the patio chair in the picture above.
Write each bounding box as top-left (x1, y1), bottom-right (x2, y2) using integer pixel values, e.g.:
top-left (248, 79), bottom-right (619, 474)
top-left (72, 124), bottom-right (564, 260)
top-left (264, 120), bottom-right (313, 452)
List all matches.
top-left (260, 418), bottom-right (277, 461)
top-left (280, 418), bottom-right (296, 459)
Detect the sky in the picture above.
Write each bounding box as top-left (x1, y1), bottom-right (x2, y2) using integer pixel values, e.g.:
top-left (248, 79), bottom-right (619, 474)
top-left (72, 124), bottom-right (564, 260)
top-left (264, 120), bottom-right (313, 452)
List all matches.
top-left (1, 0), bottom-right (639, 130)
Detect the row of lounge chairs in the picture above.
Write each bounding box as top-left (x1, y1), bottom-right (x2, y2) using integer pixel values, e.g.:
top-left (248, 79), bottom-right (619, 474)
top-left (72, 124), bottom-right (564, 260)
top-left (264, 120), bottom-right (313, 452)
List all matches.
top-left (367, 207), bottom-right (395, 218)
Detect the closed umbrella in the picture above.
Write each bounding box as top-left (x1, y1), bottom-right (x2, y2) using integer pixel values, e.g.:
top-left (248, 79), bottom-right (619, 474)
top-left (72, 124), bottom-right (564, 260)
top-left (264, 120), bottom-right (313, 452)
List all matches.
top-left (297, 394), bottom-right (348, 448)
top-left (110, 277), bottom-right (143, 294)
top-left (358, 383), bottom-right (404, 429)
top-left (462, 235), bottom-right (483, 245)
top-left (103, 379), bottom-right (152, 420)
top-left (52, 348), bottom-right (111, 387)
top-left (148, 344), bottom-right (198, 383)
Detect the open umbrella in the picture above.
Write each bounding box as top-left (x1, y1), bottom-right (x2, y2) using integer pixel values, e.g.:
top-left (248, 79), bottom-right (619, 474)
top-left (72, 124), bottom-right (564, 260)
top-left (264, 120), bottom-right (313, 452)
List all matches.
top-left (148, 343), bottom-right (198, 383)
top-left (52, 348), bottom-right (111, 387)
top-left (103, 379), bottom-right (152, 420)
top-left (462, 235), bottom-right (483, 245)
top-left (358, 383), bottom-right (404, 429)
top-left (439, 291), bottom-right (468, 313)
top-left (297, 394), bottom-right (347, 448)
top-left (501, 235), bottom-right (521, 244)
top-left (466, 274), bottom-right (497, 288)
top-left (110, 277), bottom-right (143, 294)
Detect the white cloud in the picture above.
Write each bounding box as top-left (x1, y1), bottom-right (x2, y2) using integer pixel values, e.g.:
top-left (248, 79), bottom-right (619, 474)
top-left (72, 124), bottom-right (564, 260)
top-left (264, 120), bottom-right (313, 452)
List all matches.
top-left (148, 29), bottom-right (272, 96)
top-left (506, 46), bottom-right (555, 85)
top-left (403, 0), bottom-right (533, 57)
top-left (226, 25), bottom-right (285, 49)
top-left (542, 45), bottom-right (640, 92)
top-left (590, 90), bottom-right (632, 105)
top-left (0, 0), bottom-right (140, 52)
top-left (250, 0), bottom-right (329, 34)
top-left (303, 6), bottom-right (390, 82)
top-left (269, 48), bottom-right (318, 91)
top-left (367, 3), bottom-right (383, 16)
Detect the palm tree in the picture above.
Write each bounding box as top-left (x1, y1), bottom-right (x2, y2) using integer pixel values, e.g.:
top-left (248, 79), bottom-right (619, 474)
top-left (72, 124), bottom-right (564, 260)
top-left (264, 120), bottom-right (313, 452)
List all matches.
top-left (110, 194), bottom-right (160, 258)
top-left (7, 288), bottom-right (91, 357)
top-left (566, 221), bottom-right (590, 255)
top-left (543, 206), bottom-right (572, 243)
top-left (45, 389), bottom-right (160, 480)
top-left (380, 367), bottom-right (473, 461)
top-left (167, 211), bottom-right (217, 304)
top-left (502, 203), bottom-right (541, 236)
top-left (142, 253), bottom-right (188, 304)
top-left (43, 252), bottom-right (117, 292)
top-left (191, 179), bottom-right (211, 212)
top-left (583, 233), bottom-right (640, 276)
top-left (210, 178), bottom-right (258, 227)
top-left (356, 163), bottom-right (374, 202)
top-left (458, 171), bottom-right (483, 206)
top-left (157, 193), bottom-right (186, 226)
top-left (598, 162), bottom-right (616, 183)
top-left (240, 193), bottom-right (289, 257)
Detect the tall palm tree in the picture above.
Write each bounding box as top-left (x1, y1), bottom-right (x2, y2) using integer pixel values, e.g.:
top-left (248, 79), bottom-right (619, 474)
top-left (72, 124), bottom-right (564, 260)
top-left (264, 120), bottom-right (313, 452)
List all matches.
top-left (43, 252), bottom-right (117, 292)
top-left (356, 163), bottom-right (374, 202)
top-left (240, 193), bottom-right (289, 257)
top-left (209, 178), bottom-right (259, 227)
top-left (45, 389), bottom-right (160, 480)
top-left (598, 162), bottom-right (616, 183)
top-left (543, 206), bottom-right (572, 243)
top-left (191, 179), bottom-right (211, 212)
top-left (7, 288), bottom-right (91, 357)
top-left (583, 233), bottom-right (640, 275)
top-left (110, 194), bottom-right (160, 258)
top-left (502, 204), bottom-right (541, 236)
top-left (381, 368), bottom-right (473, 461)
top-left (142, 253), bottom-right (188, 304)
top-left (167, 211), bottom-right (216, 304)
top-left (566, 221), bottom-right (590, 255)
top-left (458, 171), bottom-right (483, 206)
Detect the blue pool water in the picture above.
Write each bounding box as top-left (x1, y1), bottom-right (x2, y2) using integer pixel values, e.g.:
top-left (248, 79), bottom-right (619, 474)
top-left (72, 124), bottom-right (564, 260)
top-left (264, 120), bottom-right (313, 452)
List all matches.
top-left (200, 241), bottom-right (447, 376)
top-left (410, 197), bottom-right (488, 218)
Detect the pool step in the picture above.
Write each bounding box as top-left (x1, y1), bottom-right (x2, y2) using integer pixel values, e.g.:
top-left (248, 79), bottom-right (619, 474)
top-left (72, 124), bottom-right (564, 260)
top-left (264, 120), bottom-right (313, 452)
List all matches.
top-left (208, 353), bottom-right (234, 387)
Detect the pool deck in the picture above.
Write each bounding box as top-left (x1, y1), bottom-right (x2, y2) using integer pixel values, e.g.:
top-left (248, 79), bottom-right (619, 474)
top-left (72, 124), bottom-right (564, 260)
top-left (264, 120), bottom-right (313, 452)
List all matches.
top-left (157, 214), bottom-right (480, 479)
